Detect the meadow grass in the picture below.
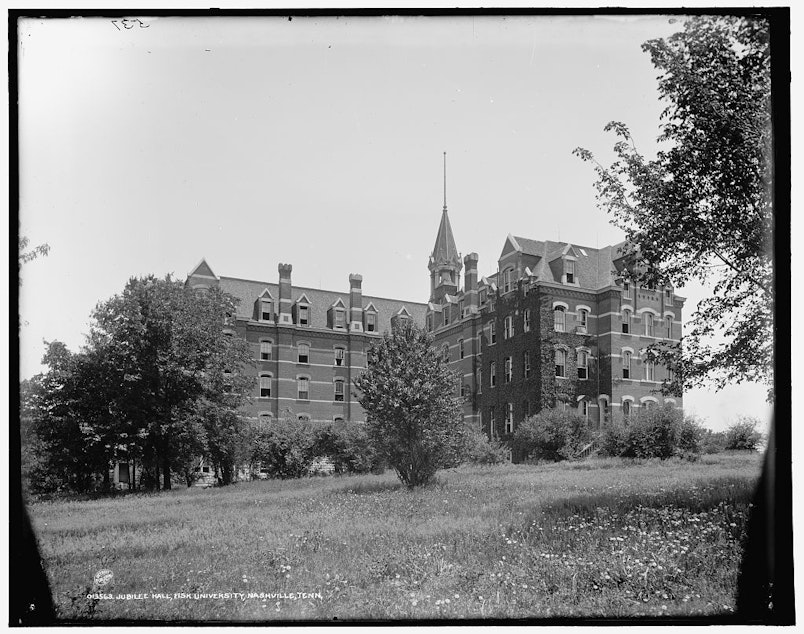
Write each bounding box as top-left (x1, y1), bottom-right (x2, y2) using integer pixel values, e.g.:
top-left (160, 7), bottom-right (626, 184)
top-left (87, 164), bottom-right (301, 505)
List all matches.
top-left (28, 451), bottom-right (762, 622)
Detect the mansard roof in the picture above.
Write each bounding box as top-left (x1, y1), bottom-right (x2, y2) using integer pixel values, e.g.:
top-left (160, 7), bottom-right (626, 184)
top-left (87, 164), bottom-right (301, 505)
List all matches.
top-left (217, 275), bottom-right (427, 330)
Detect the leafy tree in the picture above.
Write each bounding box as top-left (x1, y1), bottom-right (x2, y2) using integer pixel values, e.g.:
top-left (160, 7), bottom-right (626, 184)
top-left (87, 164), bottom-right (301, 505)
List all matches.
top-left (251, 416), bottom-right (316, 479)
top-left (512, 408), bottom-right (592, 462)
top-left (725, 416), bottom-right (764, 450)
top-left (599, 404), bottom-right (704, 459)
top-left (354, 320), bottom-right (466, 488)
top-left (18, 235), bottom-right (50, 284)
top-left (574, 16), bottom-right (773, 398)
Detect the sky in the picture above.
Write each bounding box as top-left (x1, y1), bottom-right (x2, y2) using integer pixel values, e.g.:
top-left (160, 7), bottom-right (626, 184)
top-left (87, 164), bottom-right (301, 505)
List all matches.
top-left (15, 13), bottom-right (776, 432)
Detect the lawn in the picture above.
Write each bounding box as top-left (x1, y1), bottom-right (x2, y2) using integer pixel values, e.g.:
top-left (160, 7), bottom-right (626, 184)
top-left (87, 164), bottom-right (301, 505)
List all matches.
top-left (28, 452), bottom-right (762, 622)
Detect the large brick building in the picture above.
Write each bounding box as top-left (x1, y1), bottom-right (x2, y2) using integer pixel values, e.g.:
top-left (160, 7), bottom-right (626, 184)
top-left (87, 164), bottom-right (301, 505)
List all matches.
top-left (186, 260), bottom-right (426, 425)
top-left (185, 195), bottom-right (683, 458)
top-left (426, 204), bottom-right (685, 458)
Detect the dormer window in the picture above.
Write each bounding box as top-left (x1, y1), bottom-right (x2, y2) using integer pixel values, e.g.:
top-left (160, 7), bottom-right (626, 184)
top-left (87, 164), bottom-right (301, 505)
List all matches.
top-left (366, 311), bottom-right (377, 332)
top-left (564, 260), bottom-right (575, 284)
top-left (334, 308), bottom-right (346, 329)
top-left (443, 308), bottom-right (450, 327)
top-left (479, 289), bottom-right (487, 305)
top-left (665, 288), bottom-right (673, 304)
top-left (299, 305), bottom-right (309, 326)
top-left (459, 300), bottom-right (465, 318)
top-left (260, 300), bottom-right (272, 321)
top-left (502, 268), bottom-right (514, 294)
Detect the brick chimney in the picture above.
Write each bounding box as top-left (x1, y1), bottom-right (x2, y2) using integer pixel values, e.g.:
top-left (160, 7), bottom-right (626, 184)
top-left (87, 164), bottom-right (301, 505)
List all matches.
top-left (278, 263), bottom-right (293, 324)
top-left (349, 273), bottom-right (363, 331)
top-left (464, 253), bottom-right (479, 313)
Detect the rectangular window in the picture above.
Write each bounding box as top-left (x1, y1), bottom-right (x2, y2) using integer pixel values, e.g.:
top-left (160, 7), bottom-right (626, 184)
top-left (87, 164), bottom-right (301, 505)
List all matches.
top-left (523, 309), bottom-right (531, 332)
top-left (505, 357), bottom-right (512, 383)
top-left (261, 300), bottom-right (272, 321)
top-left (299, 305), bottom-right (309, 326)
top-left (459, 300), bottom-right (465, 318)
top-left (444, 309), bottom-right (450, 327)
top-left (297, 378), bottom-right (309, 400)
top-left (366, 312), bottom-right (377, 332)
top-left (623, 281), bottom-right (631, 299)
top-left (490, 321), bottom-right (497, 344)
top-left (524, 351), bottom-right (531, 378)
top-left (578, 309), bottom-right (588, 330)
top-left (459, 339), bottom-right (465, 359)
top-left (644, 313), bottom-right (654, 337)
top-left (577, 350), bottom-right (588, 380)
top-left (490, 362), bottom-right (496, 387)
top-left (665, 288), bottom-right (673, 304)
top-left (427, 314), bottom-right (433, 332)
top-left (260, 375), bottom-right (271, 398)
top-left (665, 317), bottom-right (672, 339)
top-left (334, 381), bottom-right (344, 402)
top-left (565, 260), bottom-right (575, 284)
top-left (334, 309), bottom-right (346, 328)
top-left (503, 269), bottom-right (512, 294)
top-left (622, 311), bottom-right (631, 334)
top-left (504, 316), bottom-right (512, 339)
top-left (489, 407), bottom-right (495, 436)
top-left (622, 353), bottom-right (631, 379)
top-left (555, 349), bottom-right (566, 378)
top-left (260, 341), bottom-right (272, 361)
top-left (645, 361), bottom-right (655, 382)
top-left (580, 400), bottom-right (589, 419)
top-left (334, 347), bottom-right (345, 366)
top-left (505, 403), bottom-right (514, 434)
top-left (298, 343), bottom-right (309, 364)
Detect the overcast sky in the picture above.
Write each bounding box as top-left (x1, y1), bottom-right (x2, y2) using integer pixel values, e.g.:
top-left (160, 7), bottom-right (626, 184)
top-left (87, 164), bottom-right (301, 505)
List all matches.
top-left (16, 13), bottom-right (774, 432)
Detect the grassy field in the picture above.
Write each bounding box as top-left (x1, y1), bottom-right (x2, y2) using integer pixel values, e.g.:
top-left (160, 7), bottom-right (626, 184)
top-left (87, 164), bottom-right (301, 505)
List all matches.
top-left (28, 452), bottom-right (762, 622)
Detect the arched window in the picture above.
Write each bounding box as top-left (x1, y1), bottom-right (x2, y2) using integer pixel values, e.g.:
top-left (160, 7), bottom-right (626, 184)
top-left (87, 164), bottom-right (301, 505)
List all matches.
top-left (489, 321), bottom-right (497, 344)
top-left (555, 349), bottom-right (566, 377)
top-left (459, 338), bottom-right (465, 359)
top-left (490, 362), bottom-right (496, 387)
top-left (622, 351), bottom-right (632, 379)
top-left (665, 316), bottom-right (672, 339)
top-left (577, 309), bottom-right (588, 332)
top-left (579, 400), bottom-right (589, 420)
top-left (297, 377), bottom-right (309, 400)
top-left (644, 312), bottom-right (654, 337)
top-left (577, 350), bottom-right (589, 380)
top-left (259, 374), bottom-right (272, 398)
top-left (622, 400), bottom-right (632, 419)
top-left (554, 307), bottom-right (566, 332)
top-left (645, 360), bottom-right (655, 381)
top-left (442, 343), bottom-right (450, 363)
top-left (298, 343), bottom-right (310, 364)
top-left (258, 411), bottom-right (272, 426)
top-left (622, 309), bottom-right (632, 334)
top-left (334, 379), bottom-right (345, 402)
top-left (504, 357), bottom-right (512, 383)
top-left (523, 308), bottom-right (531, 332)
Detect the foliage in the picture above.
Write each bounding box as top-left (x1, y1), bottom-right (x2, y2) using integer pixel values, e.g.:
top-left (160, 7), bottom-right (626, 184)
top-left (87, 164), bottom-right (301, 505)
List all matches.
top-left (251, 417), bottom-right (316, 479)
top-left (461, 428), bottom-right (509, 466)
top-left (312, 422), bottom-right (384, 475)
top-left (26, 276), bottom-right (255, 493)
top-left (354, 320), bottom-right (466, 488)
top-left (599, 404), bottom-right (704, 459)
top-left (512, 408), bottom-right (592, 462)
top-left (573, 16), bottom-right (773, 399)
top-left (701, 429), bottom-right (728, 454)
top-left (724, 416), bottom-right (763, 451)
top-left (18, 235), bottom-right (50, 285)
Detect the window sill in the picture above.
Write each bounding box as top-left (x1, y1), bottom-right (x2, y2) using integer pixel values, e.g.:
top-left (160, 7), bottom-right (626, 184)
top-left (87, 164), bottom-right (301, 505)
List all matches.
top-left (296, 399), bottom-right (310, 403)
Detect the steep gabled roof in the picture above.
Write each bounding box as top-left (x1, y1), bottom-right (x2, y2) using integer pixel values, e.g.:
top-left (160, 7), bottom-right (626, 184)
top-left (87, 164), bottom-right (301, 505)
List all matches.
top-left (188, 258), bottom-right (218, 280)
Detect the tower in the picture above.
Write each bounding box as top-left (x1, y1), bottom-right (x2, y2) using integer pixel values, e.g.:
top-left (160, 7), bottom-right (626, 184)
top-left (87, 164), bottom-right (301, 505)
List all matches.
top-left (428, 152), bottom-right (462, 302)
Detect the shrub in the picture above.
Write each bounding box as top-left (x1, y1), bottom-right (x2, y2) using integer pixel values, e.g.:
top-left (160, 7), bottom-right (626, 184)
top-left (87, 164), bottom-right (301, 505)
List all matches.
top-left (462, 429), bottom-right (509, 465)
top-left (513, 408), bottom-right (592, 462)
top-left (251, 418), bottom-right (315, 479)
top-left (311, 422), bottom-right (384, 475)
top-left (354, 321), bottom-right (466, 488)
top-left (599, 405), bottom-right (703, 459)
top-left (724, 416), bottom-right (763, 450)
top-left (701, 429), bottom-right (728, 454)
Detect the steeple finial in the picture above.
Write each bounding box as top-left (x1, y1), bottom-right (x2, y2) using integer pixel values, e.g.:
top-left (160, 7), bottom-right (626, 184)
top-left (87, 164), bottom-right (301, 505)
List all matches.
top-left (443, 151), bottom-right (447, 212)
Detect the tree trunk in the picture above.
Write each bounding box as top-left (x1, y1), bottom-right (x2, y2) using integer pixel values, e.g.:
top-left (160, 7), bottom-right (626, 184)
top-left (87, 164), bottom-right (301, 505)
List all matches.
top-left (162, 457), bottom-right (172, 490)
top-left (103, 464), bottom-right (111, 490)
